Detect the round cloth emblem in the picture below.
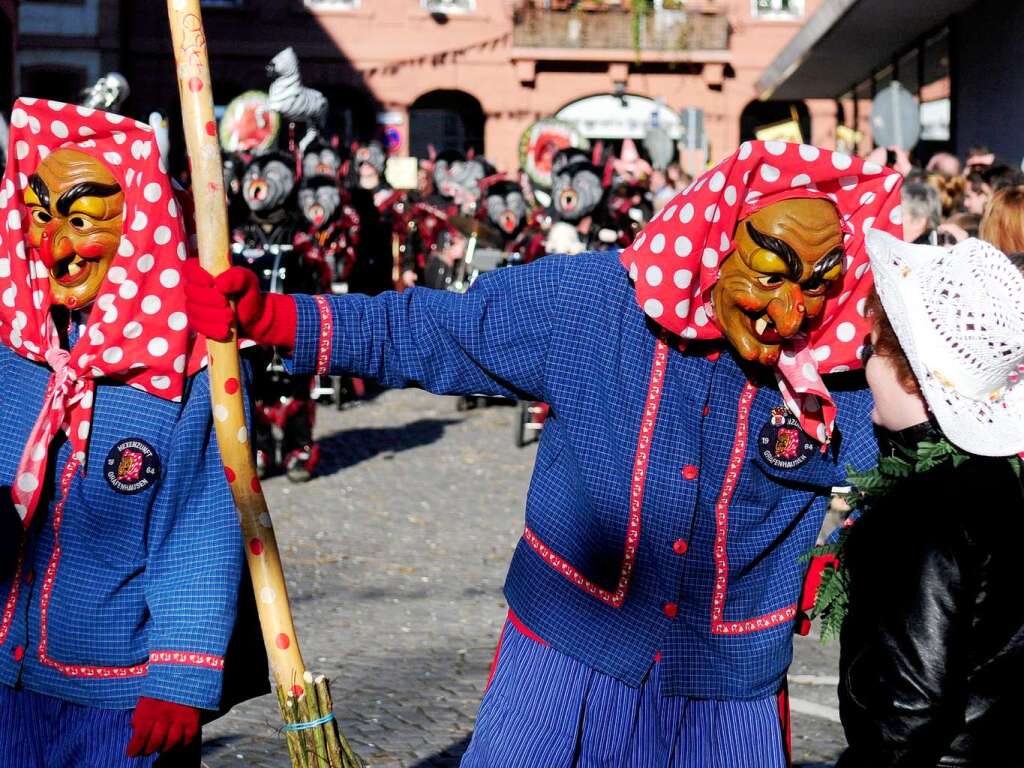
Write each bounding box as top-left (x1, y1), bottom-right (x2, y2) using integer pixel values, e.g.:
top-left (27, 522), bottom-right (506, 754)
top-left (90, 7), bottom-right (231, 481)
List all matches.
top-left (757, 408), bottom-right (817, 471)
top-left (104, 438), bottom-right (161, 494)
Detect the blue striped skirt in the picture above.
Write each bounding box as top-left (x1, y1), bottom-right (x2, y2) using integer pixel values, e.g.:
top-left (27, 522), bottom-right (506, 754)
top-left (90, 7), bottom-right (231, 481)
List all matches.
top-left (461, 617), bottom-right (787, 768)
top-left (0, 684), bottom-right (160, 768)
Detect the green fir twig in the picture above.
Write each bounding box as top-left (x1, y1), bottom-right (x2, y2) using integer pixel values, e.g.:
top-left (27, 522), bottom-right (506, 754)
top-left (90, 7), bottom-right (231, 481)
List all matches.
top-left (802, 436), bottom-right (1012, 643)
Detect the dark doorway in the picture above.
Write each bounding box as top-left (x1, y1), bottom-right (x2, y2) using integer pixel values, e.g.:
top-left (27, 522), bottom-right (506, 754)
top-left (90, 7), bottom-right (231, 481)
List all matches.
top-left (739, 99), bottom-right (811, 143)
top-left (409, 89), bottom-right (485, 159)
top-left (20, 66), bottom-right (87, 106)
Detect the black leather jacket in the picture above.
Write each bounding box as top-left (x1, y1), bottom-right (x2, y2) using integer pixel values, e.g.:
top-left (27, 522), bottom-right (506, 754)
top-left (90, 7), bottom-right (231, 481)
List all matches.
top-left (837, 454), bottom-right (1024, 767)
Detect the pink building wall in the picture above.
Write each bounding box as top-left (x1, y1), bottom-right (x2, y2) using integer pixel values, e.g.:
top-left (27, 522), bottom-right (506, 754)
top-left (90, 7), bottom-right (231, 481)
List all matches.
top-left (120, 0), bottom-right (828, 171)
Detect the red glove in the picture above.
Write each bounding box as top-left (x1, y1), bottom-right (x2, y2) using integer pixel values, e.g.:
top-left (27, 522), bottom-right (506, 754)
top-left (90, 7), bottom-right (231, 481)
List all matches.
top-left (184, 259), bottom-right (297, 348)
top-left (126, 697), bottom-right (200, 757)
top-left (794, 553), bottom-right (839, 636)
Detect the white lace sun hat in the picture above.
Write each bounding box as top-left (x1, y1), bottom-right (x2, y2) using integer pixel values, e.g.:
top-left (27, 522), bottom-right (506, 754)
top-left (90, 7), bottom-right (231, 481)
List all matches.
top-left (865, 229), bottom-right (1024, 457)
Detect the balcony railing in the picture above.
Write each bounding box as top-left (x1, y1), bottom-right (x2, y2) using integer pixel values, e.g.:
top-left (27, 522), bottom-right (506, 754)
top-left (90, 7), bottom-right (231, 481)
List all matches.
top-left (512, 5), bottom-right (729, 52)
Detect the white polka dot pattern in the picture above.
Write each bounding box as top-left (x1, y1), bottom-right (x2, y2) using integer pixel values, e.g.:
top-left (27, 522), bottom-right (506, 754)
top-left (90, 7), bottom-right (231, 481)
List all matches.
top-left (0, 98), bottom-right (202, 526)
top-left (618, 139), bottom-right (905, 442)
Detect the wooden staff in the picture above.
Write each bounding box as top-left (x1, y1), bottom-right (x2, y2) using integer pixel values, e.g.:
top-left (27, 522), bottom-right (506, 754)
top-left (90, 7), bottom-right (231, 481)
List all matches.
top-left (165, 3), bottom-right (360, 765)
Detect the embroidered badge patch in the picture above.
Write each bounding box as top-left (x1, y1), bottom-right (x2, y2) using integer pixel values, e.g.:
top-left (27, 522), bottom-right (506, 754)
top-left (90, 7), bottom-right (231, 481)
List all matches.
top-left (105, 438), bottom-right (161, 494)
top-left (757, 407), bottom-right (816, 470)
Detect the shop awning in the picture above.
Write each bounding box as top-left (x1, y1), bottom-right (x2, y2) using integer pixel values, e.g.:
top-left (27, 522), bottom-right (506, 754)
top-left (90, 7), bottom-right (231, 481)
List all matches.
top-left (756, 0), bottom-right (976, 100)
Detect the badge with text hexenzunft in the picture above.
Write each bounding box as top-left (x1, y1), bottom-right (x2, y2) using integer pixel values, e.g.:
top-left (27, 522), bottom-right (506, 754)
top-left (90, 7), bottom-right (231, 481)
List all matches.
top-left (105, 438), bottom-right (161, 494)
top-left (758, 407), bottom-right (816, 470)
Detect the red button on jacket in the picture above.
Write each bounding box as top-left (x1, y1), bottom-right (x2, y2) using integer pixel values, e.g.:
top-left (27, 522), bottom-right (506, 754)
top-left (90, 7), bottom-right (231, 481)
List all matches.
top-left (672, 539), bottom-right (689, 555)
top-left (663, 602), bottom-right (679, 619)
top-left (682, 465), bottom-right (699, 481)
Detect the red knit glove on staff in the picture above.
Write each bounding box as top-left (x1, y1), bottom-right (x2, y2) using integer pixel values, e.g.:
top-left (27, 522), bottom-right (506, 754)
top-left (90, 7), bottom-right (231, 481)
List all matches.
top-left (794, 553), bottom-right (840, 636)
top-left (126, 697), bottom-right (200, 757)
top-left (184, 259), bottom-right (297, 349)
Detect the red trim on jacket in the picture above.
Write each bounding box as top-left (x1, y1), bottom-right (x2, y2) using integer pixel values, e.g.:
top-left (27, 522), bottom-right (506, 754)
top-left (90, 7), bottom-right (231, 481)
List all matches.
top-left (34, 458), bottom-right (224, 678)
top-left (313, 295), bottom-right (334, 376)
top-left (148, 651), bottom-right (225, 671)
top-left (710, 382), bottom-right (796, 635)
top-left (0, 549), bottom-right (24, 647)
top-left (521, 339), bottom-right (669, 607)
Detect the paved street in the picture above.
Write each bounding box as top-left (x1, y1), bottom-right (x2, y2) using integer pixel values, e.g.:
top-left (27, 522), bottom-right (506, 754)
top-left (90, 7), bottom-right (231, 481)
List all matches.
top-left (202, 388), bottom-right (846, 768)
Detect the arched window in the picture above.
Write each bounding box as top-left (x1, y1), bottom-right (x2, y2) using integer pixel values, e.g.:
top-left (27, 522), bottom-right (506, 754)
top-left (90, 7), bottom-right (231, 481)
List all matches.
top-left (409, 90), bottom-right (485, 159)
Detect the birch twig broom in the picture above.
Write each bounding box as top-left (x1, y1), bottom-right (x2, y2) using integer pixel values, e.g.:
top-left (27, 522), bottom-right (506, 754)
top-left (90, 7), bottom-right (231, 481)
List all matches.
top-left (166, 3), bottom-right (362, 765)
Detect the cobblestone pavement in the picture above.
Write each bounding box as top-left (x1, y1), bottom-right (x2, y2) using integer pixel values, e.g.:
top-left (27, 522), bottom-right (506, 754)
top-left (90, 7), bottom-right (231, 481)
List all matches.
top-left (202, 388), bottom-right (846, 768)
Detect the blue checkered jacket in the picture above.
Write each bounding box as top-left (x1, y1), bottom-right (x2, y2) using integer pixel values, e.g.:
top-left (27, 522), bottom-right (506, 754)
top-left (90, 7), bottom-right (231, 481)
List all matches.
top-left (287, 251), bottom-right (878, 698)
top-left (0, 344), bottom-right (244, 711)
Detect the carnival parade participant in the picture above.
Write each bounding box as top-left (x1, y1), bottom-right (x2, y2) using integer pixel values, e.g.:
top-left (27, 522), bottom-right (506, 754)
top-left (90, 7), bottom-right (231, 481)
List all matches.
top-left (829, 231), bottom-right (1024, 767)
top-left (0, 98), bottom-right (249, 766)
top-left (186, 141), bottom-right (903, 766)
top-left (231, 151), bottom-right (323, 482)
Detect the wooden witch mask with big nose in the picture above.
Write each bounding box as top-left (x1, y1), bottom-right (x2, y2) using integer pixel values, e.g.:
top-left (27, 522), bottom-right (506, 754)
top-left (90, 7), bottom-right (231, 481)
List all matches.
top-left (712, 198), bottom-right (845, 367)
top-left (23, 148), bottom-right (124, 310)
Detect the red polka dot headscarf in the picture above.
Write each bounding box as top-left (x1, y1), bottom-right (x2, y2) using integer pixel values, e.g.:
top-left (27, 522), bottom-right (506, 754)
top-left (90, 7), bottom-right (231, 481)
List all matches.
top-left (621, 140), bottom-right (904, 442)
top-left (0, 98), bottom-right (197, 525)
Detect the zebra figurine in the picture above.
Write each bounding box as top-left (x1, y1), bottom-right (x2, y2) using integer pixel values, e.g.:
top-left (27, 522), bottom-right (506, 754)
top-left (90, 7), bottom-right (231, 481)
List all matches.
top-left (266, 47), bottom-right (329, 152)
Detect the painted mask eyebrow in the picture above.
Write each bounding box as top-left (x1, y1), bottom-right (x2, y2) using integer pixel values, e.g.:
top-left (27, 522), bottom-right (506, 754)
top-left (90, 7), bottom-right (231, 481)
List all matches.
top-left (27, 174), bottom-right (51, 211)
top-left (55, 181), bottom-right (122, 217)
top-left (812, 248), bottom-right (845, 279)
top-left (746, 221), bottom-right (801, 279)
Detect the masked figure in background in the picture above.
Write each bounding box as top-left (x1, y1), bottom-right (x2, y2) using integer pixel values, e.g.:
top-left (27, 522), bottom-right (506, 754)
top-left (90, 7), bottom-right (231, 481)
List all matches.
top-left (432, 149), bottom-right (466, 215)
top-left (232, 152), bottom-right (321, 482)
top-left (399, 200), bottom-right (451, 289)
top-left (295, 172), bottom-right (358, 290)
top-left (0, 99), bottom-right (256, 767)
top-left (302, 138), bottom-right (344, 183)
top-left (550, 158), bottom-right (607, 253)
top-left (600, 139), bottom-right (654, 248)
top-left (188, 140), bottom-right (905, 767)
top-left (433, 151), bottom-right (494, 216)
top-left (551, 147), bottom-right (591, 177)
top-left (604, 179), bottom-right (653, 249)
top-left (345, 141), bottom-right (407, 295)
top-left (482, 178), bottom-right (545, 265)
top-left (349, 142), bottom-right (390, 199)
